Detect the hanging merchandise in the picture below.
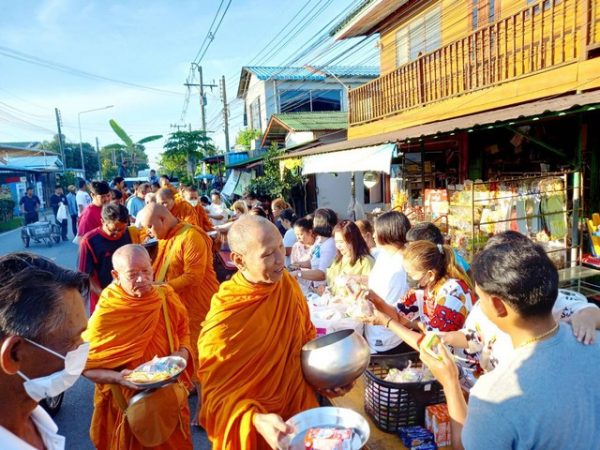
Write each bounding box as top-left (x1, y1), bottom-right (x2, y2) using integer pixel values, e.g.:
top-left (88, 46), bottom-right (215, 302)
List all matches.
top-left (540, 177), bottom-right (568, 240)
top-left (447, 173), bottom-right (574, 267)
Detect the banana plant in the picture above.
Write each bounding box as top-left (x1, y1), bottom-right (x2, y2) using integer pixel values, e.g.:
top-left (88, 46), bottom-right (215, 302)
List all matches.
top-left (105, 119), bottom-right (162, 175)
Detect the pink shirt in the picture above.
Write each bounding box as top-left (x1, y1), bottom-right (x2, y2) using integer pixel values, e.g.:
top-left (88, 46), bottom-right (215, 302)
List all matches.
top-left (77, 204), bottom-right (102, 237)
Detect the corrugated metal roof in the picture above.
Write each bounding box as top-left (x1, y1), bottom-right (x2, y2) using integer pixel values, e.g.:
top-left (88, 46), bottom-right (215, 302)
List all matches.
top-left (273, 112), bottom-right (348, 131)
top-left (283, 91), bottom-right (600, 158)
top-left (0, 164), bottom-right (40, 173)
top-left (244, 66), bottom-right (379, 81)
top-left (238, 65), bottom-right (380, 98)
top-left (7, 155), bottom-right (63, 170)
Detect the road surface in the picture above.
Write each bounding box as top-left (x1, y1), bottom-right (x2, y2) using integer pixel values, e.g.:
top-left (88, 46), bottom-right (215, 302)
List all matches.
top-left (0, 225), bottom-right (211, 449)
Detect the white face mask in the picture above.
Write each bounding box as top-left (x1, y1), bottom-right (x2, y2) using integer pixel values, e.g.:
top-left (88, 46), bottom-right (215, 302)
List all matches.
top-left (187, 199), bottom-right (199, 207)
top-left (17, 339), bottom-right (90, 402)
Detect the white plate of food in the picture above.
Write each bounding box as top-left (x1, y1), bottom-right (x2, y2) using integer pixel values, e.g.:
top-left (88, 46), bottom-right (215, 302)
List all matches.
top-left (124, 355), bottom-right (187, 389)
top-left (278, 407), bottom-right (369, 450)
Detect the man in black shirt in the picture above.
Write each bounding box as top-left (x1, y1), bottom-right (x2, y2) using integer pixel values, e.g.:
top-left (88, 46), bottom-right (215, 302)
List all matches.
top-left (77, 203), bottom-right (138, 314)
top-left (49, 186), bottom-right (68, 241)
top-left (19, 187), bottom-right (40, 225)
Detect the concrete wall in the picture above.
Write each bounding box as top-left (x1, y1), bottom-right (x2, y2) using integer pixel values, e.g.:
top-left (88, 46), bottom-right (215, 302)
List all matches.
top-left (315, 171), bottom-right (386, 219)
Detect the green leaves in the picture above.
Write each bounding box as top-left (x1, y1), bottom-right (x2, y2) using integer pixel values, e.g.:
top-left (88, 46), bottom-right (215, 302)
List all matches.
top-left (138, 135), bottom-right (163, 145)
top-left (247, 143), bottom-right (305, 200)
top-left (109, 119), bottom-right (134, 147)
top-left (160, 129), bottom-right (217, 179)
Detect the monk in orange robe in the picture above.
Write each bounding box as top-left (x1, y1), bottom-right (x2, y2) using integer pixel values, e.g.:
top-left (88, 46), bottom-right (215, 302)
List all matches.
top-left (137, 203), bottom-right (218, 374)
top-left (83, 244), bottom-right (193, 450)
top-left (197, 216), bottom-right (351, 449)
top-left (156, 187), bottom-right (200, 226)
top-left (183, 185), bottom-right (214, 233)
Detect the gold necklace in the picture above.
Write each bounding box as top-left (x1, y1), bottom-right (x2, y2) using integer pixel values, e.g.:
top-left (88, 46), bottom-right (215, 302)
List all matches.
top-left (518, 323), bottom-right (559, 348)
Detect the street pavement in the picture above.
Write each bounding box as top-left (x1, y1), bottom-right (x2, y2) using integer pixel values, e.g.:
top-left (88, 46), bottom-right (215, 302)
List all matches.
top-left (0, 225), bottom-right (211, 449)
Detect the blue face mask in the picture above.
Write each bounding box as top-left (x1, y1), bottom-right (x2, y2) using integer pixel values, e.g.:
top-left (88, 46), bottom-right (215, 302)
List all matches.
top-left (17, 339), bottom-right (89, 402)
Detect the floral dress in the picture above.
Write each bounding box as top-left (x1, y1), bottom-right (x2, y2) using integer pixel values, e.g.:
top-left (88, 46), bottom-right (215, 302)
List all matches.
top-left (397, 277), bottom-right (475, 332)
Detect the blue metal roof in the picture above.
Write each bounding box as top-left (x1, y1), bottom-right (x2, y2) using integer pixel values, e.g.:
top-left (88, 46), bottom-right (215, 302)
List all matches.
top-left (243, 65), bottom-right (379, 81)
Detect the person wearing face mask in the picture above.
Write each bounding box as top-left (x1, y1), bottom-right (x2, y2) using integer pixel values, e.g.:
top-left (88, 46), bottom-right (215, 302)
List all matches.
top-left (364, 240), bottom-right (475, 350)
top-left (0, 253), bottom-right (89, 450)
top-left (155, 187), bottom-right (200, 227)
top-left (78, 204), bottom-right (141, 315)
top-left (183, 186), bottom-right (214, 233)
top-left (83, 245), bottom-right (194, 449)
top-left (197, 216), bottom-right (351, 449)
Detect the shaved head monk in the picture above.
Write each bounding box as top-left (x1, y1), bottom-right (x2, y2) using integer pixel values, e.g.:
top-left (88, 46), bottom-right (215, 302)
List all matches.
top-left (197, 216), bottom-right (350, 449)
top-left (137, 204), bottom-right (218, 379)
top-left (83, 244), bottom-right (193, 449)
top-left (156, 187), bottom-right (200, 226)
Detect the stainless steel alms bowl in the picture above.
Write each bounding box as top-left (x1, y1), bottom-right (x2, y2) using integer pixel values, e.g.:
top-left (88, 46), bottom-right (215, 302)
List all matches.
top-left (301, 329), bottom-right (371, 390)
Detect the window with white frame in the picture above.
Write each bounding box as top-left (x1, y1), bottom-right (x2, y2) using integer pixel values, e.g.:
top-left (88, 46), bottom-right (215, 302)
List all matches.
top-left (395, 6), bottom-right (442, 67)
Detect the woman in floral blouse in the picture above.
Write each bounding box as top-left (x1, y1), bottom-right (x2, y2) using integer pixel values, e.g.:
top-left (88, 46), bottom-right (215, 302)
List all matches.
top-left (364, 240), bottom-right (475, 350)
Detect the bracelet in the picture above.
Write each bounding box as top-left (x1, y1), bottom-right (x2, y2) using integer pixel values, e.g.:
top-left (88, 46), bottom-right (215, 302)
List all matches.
top-left (385, 318), bottom-right (392, 328)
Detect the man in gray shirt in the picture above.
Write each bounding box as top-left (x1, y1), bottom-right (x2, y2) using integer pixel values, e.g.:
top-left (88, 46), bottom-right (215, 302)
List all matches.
top-left (421, 232), bottom-right (600, 450)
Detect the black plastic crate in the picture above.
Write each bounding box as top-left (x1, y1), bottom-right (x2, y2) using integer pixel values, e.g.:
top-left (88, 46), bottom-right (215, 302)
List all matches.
top-left (364, 352), bottom-right (445, 432)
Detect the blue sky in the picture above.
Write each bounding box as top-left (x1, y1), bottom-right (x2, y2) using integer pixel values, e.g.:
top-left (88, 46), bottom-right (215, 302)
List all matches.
top-left (0, 0), bottom-right (375, 169)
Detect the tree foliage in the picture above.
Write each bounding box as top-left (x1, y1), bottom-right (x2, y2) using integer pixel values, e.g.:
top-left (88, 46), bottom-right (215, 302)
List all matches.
top-left (247, 143), bottom-right (304, 201)
top-left (104, 119), bottom-right (159, 175)
top-left (160, 129), bottom-right (216, 179)
top-left (235, 129), bottom-right (263, 150)
top-left (41, 135), bottom-right (99, 180)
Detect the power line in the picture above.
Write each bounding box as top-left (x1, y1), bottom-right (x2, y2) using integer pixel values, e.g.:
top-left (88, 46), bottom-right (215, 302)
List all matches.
top-left (192, 0), bottom-right (226, 63)
top-left (0, 45), bottom-right (185, 97)
top-left (193, 0), bottom-right (233, 64)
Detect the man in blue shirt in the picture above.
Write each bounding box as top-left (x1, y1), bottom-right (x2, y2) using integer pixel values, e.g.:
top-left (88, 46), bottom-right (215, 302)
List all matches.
top-left (125, 182), bottom-right (150, 220)
top-left (19, 187), bottom-right (40, 225)
top-left (421, 233), bottom-right (600, 450)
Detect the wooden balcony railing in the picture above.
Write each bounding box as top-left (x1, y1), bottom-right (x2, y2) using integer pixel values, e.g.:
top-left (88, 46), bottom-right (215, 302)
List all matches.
top-left (349, 0), bottom-right (600, 126)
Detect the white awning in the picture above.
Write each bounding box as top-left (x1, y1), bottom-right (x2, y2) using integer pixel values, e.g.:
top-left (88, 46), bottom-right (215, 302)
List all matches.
top-left (302, 143), bottom-right (396, 175)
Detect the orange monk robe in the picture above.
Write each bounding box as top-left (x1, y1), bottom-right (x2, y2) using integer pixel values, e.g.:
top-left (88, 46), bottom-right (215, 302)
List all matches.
top-left (193, 204), bottom-right (214, 233)
top-left (153, 223), bottom-right (219, 368)
top-left (170, 198), bottom-right (200, 226)
top-left (197, 271), bottom-right (319, 450)
top-left (84, 283), bottom-right (193, 450)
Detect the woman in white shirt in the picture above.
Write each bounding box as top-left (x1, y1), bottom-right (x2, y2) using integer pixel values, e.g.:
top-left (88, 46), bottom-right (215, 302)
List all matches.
top-left (279, 208), bottom-right (298, 267)
top-left (291, 208), bottom-right (337, 286)
top-left (207, 191), bottom-right (230, 226)
top-left (364, 211), bottom-right (411, 353)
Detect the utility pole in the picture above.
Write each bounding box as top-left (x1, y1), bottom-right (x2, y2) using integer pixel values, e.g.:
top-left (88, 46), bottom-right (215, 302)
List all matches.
top-left (185, 64), bottom-right (217, 132)
top-left (95, 137), bottom-right (101, 179)
top-left (220, 75), bottom-right (230, 152)
top-left (54, 108), bottom-right (66, 172)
